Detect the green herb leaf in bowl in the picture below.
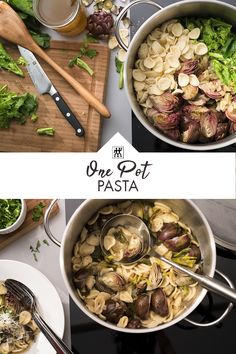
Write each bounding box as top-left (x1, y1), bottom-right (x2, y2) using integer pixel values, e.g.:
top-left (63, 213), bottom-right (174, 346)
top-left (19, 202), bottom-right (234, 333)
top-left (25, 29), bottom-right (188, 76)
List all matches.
top-left (0, 199), bottom-right (22, 230)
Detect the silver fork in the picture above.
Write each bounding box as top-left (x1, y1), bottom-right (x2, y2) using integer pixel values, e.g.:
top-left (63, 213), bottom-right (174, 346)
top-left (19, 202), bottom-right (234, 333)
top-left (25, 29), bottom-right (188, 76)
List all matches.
top-left (5, 279), bottom-right (74, 354)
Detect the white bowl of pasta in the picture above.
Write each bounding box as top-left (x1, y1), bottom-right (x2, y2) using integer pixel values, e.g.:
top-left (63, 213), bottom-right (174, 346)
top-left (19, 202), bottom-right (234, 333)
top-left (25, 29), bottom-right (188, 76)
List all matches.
top-left (44, 199), bottom-right (224, 333)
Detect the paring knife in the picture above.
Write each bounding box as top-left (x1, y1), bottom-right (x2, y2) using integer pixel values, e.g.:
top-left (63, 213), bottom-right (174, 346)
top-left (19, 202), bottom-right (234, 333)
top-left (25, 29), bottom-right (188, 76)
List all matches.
top-left (18, 45), bottom-right (85, 137)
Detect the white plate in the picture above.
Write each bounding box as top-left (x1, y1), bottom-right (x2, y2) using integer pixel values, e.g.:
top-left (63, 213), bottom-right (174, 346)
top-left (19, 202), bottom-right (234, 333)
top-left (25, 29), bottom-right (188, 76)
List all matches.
top-left (0, 260), bottom-right (65, 354)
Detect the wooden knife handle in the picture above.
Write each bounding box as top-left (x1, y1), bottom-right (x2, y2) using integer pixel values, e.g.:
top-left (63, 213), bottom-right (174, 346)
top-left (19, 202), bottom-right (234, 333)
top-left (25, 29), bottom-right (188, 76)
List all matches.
top-left (35, 45), bottom-right (111, 119)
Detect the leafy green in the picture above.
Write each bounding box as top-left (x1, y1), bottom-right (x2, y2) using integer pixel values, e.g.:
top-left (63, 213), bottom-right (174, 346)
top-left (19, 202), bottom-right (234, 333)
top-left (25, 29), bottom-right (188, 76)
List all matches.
top-left (0, 85), bottom-right (38, 128)
top-left (29, 30), bottom-right (51, 49)
top-left (5, 0), bottom-right (34, 16)
top-left (32, 202), bottom-right (45, 222)
top-left (0, 199), bottom-right (22, 229)
top-left (0, 43), bottom-right (24, 77)
top-left (115, 57), bottom-right (124, 89)
top-left (172, 248), bottom-right (197, 268)
top-left (68, 46), bottom-right (97, 76)
top-left (36, 127), bottom-right (55, 136)
top-left (17, 56), bottom-right (27, 66)
top-left (84, 34), bottom-right (99, 44)
top-left (183, 17), bottom-right (236, 90)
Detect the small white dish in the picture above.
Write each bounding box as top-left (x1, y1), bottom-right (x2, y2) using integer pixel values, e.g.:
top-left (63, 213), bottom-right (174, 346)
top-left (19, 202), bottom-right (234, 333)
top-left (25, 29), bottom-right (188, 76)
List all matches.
top-left (0, 260), bottom-right (65, 354)
top-left (0, 199), bottom-right (27, 235)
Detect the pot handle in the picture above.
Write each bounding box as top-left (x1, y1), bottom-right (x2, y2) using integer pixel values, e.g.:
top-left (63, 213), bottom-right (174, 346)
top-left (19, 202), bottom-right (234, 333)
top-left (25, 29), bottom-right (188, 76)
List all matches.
top-left (115, 0), bottom-right (163, 51)
top-left (183, 269), bottom-right (234, 327)
top-left (44, 199), bottom-right (61, 247)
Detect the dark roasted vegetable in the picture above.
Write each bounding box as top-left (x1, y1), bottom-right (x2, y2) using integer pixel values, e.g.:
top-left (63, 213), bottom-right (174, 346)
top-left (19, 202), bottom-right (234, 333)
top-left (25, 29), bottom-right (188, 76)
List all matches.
top-left (183, 105), bottom-right (209, 122)
top-left (146, 109), bottom-right (180, 130)
top-left (157, 223), bottom-right (179, 241)
top-left (215, 122), bottom-right (229, 140)
top-left (199, 82), bottom-right (223, 99)
top-left (127, 319), bottom-right (142, 329)
top-left (226, 108), bottom-right (236, 123)
top-left (200, 111), bottom-right (218, 138)
top-left (150, 93), bottom-right (179, 113)
top-left (229, 122), bottom-right (236, 134)
top-left (189, 244), bottom-right (201, 263)
top-left (180, 59), bottom-right (199, 74)
top-left (74, 269), bottom-right (92, 291)
top-left (96, 272), bottom-right (125, 294)
top-left (135, 294), bottom-right (150, 320)
top-left (102, 299), bottom-right (127, 323)
top-left (180, 117), bottom-right (200, 143)
top-left (162, 128), bottom-right (180, 141)
top-left (164, 234), bottom-right (191, 252)
top-left (87, 11), bottom-right (114, 37)
top-left (151, 289), bottom-right (169, 317)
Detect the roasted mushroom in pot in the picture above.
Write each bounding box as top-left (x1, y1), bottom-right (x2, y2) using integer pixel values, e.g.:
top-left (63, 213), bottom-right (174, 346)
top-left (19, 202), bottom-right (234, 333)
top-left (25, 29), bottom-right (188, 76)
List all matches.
top-left (164, 234), bottom-right (191, 252)
top-left (102, 299), bottom-right (128, 323)
top-left (95, 271), bottom-right (126, 294)
top-left (156, 223), bottom-right (180, 241)
top-left (135, 294), bottom-right (150, 320)
top-left (151, 289), bottom-right (169, 317)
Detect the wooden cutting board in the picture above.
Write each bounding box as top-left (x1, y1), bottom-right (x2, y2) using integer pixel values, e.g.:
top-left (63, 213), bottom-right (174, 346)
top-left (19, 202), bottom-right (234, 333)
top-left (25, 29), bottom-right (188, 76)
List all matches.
top-left (0, 199), bottom-right (59, 250)
top-left (0, 41), bottom-right (110, 152)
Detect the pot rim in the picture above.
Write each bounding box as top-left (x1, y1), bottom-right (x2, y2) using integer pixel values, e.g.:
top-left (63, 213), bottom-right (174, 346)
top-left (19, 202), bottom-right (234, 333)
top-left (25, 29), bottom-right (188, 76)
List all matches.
top-left (60, 199), bottom-right (216, 333)
top-left (124, 0), bottom-right (236, 151)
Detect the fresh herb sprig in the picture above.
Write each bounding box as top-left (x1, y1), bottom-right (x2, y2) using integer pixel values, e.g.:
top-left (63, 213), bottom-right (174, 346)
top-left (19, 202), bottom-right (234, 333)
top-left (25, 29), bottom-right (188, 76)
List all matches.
top-left (32, 202), bottom-right (45, 222)
top-left (68, 46), bottom-right (97, 76)
top-left (30, 238), bottom-right (50, 262)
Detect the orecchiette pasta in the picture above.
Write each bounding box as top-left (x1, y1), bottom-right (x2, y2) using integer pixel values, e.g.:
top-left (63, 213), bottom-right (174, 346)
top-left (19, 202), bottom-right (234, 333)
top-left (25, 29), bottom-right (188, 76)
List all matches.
top-left (72, 201), bottom-right (201, 330)
top-left (132, 18), bottom-right (236, 144)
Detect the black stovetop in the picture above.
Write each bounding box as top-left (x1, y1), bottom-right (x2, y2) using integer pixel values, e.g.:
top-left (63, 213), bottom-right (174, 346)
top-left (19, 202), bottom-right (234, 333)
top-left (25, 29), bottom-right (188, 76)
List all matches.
top-left (67, 201), bottom-right (236, 354)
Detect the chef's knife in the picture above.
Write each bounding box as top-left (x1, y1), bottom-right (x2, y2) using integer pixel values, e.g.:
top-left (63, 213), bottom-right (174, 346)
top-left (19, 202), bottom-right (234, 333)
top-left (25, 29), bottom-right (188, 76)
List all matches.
top-left (18, 45), bottom-right (85, 137)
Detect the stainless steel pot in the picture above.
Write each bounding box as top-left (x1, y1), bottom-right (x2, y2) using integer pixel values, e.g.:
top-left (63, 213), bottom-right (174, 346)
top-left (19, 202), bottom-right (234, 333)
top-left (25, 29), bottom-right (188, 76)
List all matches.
top-left (44, 199), bottom-right (234, 333)
top-left (115, 0), bottom-right (236, 151)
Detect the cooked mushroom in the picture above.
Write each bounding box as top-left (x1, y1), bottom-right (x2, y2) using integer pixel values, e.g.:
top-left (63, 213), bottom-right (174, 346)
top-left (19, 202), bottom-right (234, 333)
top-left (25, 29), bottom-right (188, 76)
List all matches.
top-left (127, 319), bottom-right (142, 329)
top-left (74, 269), bottom-right (92, 291)
top-left (135, 294), bottom-right (150, 319)
top-left (189, 244), bottom-right (201, 263)
top-left (164, 234), bottom-right (191, 252)
top-left (102, 299), bottom-right (128, 323)
top-left (151, 289), bottom-right (169, 317)
top-left (157, 223), bottom-right (179, 241)
top-left (96, 272), bottom-right (126, 294)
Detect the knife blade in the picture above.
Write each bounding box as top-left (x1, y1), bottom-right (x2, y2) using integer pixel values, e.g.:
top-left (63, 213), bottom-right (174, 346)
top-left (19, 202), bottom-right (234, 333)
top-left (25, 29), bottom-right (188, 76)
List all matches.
top-left (18, 45), bottom-right (85, 137)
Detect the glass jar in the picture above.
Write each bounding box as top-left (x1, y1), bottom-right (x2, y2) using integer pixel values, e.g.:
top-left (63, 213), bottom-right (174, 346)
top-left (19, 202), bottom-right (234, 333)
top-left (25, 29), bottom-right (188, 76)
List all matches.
top-left (33, 0), bottom-right (87, 36)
